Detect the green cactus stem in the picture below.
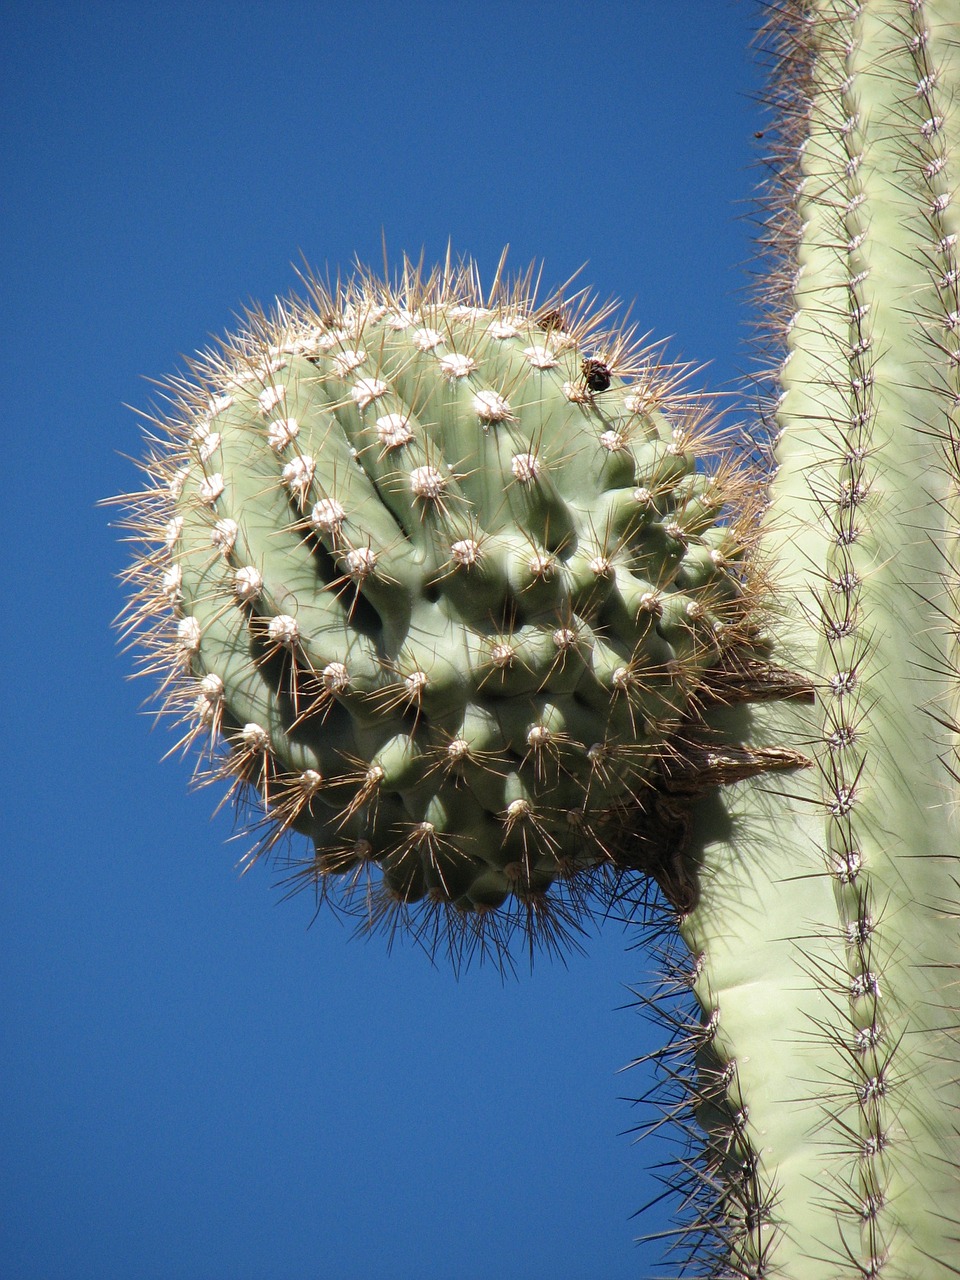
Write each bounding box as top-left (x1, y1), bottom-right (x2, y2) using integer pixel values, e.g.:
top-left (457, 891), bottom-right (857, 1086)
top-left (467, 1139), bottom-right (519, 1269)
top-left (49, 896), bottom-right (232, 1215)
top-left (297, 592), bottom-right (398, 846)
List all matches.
top-left (644, 2), bottom-right (960, 1275)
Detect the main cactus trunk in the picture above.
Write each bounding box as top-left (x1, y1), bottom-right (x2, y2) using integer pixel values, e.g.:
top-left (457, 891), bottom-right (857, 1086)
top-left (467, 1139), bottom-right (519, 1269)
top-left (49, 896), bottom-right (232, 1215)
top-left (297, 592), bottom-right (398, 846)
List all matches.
top-left (667, 2), bottom-right (960, 1275)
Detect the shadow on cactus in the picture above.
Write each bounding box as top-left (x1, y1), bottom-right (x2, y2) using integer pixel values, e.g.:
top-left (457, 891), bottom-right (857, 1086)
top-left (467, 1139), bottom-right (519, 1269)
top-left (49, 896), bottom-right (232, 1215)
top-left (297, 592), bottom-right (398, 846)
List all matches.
top-left (112, 251), bottom-right (809, 970)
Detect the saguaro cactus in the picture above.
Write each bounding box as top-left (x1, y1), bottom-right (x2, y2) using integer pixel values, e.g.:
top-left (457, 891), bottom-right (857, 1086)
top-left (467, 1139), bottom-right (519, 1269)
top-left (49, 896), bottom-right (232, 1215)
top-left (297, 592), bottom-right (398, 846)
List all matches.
top-left (113, 0), bottom-right (960, 1275)
top-left (656, 1), bottom-right (960, 1275)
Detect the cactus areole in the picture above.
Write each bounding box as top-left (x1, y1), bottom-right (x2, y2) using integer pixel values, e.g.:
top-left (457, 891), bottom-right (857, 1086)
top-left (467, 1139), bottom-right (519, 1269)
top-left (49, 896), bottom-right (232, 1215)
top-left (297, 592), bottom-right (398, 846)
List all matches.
top-left (116, 256), bottom-right (807, 956)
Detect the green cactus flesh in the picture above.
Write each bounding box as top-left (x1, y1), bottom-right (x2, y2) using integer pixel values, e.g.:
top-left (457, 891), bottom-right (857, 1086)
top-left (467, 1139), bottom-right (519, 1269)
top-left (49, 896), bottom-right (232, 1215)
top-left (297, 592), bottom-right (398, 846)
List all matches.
top-left (654, 2), bottom-right (960, 1276)
top-left (119, 262), bottom-right (806, 948)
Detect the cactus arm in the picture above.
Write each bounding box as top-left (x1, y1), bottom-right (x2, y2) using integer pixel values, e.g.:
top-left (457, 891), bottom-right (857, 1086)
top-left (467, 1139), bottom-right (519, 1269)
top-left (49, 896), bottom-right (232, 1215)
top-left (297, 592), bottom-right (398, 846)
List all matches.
top-left (117, 268), bottom-right (788, 961)
top-left (673, 3), bottom-right (960, 1275)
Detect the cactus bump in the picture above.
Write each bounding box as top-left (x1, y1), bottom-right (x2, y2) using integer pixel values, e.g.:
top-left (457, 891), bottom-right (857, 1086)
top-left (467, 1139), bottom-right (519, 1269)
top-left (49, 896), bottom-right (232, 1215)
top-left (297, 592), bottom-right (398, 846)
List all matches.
top-left (115, 256), bottom-right (801, 961)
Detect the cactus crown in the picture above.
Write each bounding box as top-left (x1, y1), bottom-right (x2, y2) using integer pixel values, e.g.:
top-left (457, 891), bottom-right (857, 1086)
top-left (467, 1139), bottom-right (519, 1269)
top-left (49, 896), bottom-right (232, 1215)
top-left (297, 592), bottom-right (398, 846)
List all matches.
top-left (113, 252), bottom-right (799, 966)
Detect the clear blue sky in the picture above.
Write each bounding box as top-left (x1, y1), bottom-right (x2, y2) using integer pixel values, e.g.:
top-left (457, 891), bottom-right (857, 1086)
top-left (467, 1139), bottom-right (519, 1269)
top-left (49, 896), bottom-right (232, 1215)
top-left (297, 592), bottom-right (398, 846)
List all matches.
top-left (1, 4), bottom-right (767, 1277)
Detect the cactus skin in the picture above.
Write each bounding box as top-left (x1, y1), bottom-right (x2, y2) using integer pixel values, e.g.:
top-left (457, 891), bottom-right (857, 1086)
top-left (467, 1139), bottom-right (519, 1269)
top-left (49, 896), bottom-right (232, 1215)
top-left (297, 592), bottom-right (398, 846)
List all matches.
top-left (117, 259), bottom-right (802, 960)
top-left (650, 2), bottom-right (960, 1276)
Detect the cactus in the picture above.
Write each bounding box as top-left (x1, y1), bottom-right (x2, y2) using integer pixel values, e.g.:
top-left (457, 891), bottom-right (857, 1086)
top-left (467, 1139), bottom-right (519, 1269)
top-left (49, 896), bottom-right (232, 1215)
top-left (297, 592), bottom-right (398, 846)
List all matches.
top-left (112, 0), bottom-right (960, 1275)
top-left (115, 255), bottom-right (807, 965)
top-left (644, 2), bottom-right (960, 1275)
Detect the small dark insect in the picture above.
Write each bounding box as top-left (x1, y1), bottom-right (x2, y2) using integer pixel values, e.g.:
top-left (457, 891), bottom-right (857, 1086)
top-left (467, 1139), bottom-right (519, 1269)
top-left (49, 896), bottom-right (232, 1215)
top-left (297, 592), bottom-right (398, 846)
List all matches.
top-left (536, 307), bottom-right (566, 333)
top-left (581, 357), bottom-right (612, 393)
